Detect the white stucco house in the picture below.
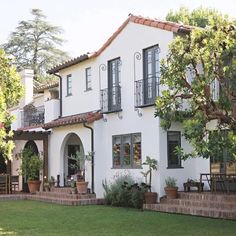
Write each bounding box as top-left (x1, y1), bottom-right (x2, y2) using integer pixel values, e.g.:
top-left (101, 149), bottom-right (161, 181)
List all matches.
top-left (9, 14), bottom-right (210, 198)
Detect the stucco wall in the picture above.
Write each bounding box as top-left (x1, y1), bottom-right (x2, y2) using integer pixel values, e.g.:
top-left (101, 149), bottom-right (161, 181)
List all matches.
top-left (47, 21), bottom-right (210, 199)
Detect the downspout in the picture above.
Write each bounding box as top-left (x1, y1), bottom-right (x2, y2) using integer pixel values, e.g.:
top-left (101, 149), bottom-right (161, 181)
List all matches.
top-left (83, 121), bottom-right (94, 194)
top-left (51, 73), bottom-right (62, 117)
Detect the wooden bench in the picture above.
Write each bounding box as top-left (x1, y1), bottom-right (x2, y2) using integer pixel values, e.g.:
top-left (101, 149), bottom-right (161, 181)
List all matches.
top-left (183, 181), bottom-right (204, 192)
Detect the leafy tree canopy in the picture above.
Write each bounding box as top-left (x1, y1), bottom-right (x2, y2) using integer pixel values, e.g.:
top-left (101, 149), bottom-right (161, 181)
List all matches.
top-left (0, 49), bottom-right (24, 160)
top-left (2, 9), bottom-right (70, 82)
top-left (166, 6), bottom-right (229, 28)
top-left (155, 11), bottom-right (236, 161)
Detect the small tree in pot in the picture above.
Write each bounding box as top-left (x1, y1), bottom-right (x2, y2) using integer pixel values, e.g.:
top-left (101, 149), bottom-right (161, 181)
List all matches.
top-left (141, 156), bottom-right (158, 204)
top-left (18, 148), bottom-right (43, 193)
top-left (69, 152), bottom-right (91, 194)
top-left (164, 177), bottom-right (178, 199)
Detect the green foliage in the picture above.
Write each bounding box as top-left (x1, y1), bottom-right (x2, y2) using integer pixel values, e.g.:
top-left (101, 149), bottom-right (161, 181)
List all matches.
top-left (102, 174), bottom-right (147, 209)
top-left (69, 151), bottom-right (92, 181)
top-left (165, 177), bottom-right (177, 187)
top-left (166, 6), bottom-right (227, 28)
top-left (18, 148), bottom-right (43, 181)
top-left (0, 49), bottom-right (24, 161)
top-left (2, 202), bottom-right (236, 236)
top-left (155, 11), bottom-right (236, 161)
top-left (141, 156), bottom-right (158, 192)
top-left (2, 9), bottom-right (70, 82)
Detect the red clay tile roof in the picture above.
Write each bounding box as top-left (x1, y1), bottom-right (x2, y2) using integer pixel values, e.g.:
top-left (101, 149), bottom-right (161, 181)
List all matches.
top-left (17, 124), bottom-right (43, 131)
top-left (47, 54), bottom-right (89, 75)
top-left (34, 80), bottom-right (59, 93)
top-left (43, 111), bottom-right (103, 130)
top-left (48, 14), bottom-right (194, 74)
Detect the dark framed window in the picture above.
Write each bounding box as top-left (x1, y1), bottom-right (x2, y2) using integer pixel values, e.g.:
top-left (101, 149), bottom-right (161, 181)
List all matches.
top-left (167, 131), bottom-right (182, 168)
top-left (113, 133), bottom-right (141, 168)
top-left (143, 44), bottom-right (160, 105)
top-left (108, 58), bottom-right (121, 111)
top-left (66, 74), bottom-right (72, 96)
top-left (85, 67), bottom-right (92, 91)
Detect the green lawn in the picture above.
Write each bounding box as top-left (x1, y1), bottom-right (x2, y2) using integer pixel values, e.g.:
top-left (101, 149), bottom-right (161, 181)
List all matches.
top-left (0, 201), bottom-right (236, 236)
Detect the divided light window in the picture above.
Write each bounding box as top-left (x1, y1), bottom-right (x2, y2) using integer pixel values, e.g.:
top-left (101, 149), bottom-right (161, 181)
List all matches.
top-left (143, 44), bottom-right (160, 105)
top-left (113, 133), bottom-right (141, 168)
top-left (66, 74), bottom-right (72, 96)
top-left (85, 67), bottom-right (92, 91)
top-left (167, 131), bottom-right (182, 168)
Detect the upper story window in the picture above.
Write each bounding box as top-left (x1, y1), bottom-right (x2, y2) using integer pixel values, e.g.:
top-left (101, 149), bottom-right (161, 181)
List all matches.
top-left (85, 67), bottom-right (92, 91)
top-left (113, 133), bottom-right (141, 169)
top-left (135, 45), bottom-right (160, 107)
top-left (100, 58), bottom-right (122, 113)
top-left (167, 131), bottom-right (182, 169)
top-left (66, 74), bottom-right (72, 96)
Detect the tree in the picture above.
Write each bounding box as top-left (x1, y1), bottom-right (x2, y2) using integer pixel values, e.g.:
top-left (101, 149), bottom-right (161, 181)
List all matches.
top-left (0, 49), bottom-right (23, 160)
top-left (2, 9), bottom-right (69, 82)
top-left (155, 14), bottom-right (236, 161)
top-left (166, 6), bottom-right (227, 28)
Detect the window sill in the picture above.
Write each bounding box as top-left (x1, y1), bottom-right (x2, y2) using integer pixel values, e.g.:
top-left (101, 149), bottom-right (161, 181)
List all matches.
top-left (135, 103), bottom-right (155, 108)
top-left (84, 88), bottom-right (92, 92)
top-left (167, 166), bottom-right (184, 169)
top-left (111, 166), bottom-right (142, 170)
top-left (101, 109), bottom-right (122, 114)
top-left (66, 94), bottom-right (72, 97)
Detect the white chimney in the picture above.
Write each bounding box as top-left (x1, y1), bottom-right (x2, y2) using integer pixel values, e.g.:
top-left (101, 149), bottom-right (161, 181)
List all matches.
top-left (19, 69), bottom-right (34, 108)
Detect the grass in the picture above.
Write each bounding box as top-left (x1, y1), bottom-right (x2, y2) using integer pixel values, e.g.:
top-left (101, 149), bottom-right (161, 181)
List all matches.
top-left (0, 201), bottom-right (236, 236)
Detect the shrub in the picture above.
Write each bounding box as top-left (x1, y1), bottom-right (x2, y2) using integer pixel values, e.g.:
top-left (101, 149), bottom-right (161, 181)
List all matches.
top-left (103, 175), bottom-right (148, 209)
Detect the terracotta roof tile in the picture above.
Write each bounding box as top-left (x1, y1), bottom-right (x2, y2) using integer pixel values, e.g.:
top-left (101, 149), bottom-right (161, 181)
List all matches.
top-left (47, 54), bottom-right (89, 74)
top-left (35, 80), bottom-right (59, 93)
top-left (47, 14), bottom-right (194, 73)
top-left (43, 111), bottom-right (103, 130)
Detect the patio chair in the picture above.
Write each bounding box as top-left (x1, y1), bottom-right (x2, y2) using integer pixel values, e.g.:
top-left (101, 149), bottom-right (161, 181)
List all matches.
top-left (225, 163), bottom-right (236, 193)
top-left (210, 163), bottom-right (226, 193)
top-left (0, 175), bottom-right (8, 194)
top-left (11, 175), bottom-right (19, 193)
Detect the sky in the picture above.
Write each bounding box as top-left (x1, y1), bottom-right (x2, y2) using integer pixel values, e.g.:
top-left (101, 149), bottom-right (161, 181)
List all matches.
top-left (0, 0), bottom-right (235, 57)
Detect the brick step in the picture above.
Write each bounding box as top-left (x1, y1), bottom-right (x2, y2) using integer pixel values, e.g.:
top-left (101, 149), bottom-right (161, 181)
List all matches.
top-left (178, 192), bottom-right (236, 202)
top-left (50, 187), bottom-right (73, 194)
top-left (29, 195), bottom-right (104, 206)
top-left (160, 198), bottom-right (236, 210)
top-left (144, 203), bottom-right (236, 220)
top-left (36, 191), bottom-right (96, 200)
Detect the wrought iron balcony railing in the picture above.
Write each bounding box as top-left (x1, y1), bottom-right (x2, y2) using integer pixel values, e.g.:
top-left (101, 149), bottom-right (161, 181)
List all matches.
top-left (21, 105), bottom-right (45, 127)
top-left (100, 85), bottom-right (122, 113)
top-left (135, 77), bottom-right (160, 107)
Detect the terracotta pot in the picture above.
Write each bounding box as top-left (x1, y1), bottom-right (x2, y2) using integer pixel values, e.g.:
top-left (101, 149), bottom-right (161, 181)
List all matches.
top-left (144, 192), bottom-right (158, 204)
top-left (76, 181), bottom-right (88, 194)
top-left (164, 187), bottom-right (178, 199)
top-left (28, 180), bottom-right (41, 194)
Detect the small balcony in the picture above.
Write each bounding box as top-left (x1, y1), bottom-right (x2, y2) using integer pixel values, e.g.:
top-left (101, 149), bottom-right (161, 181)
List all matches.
top-left (21, 105), bottom-right (45, 128)
top-left (135, 77), bottom-right (160, 108)
top-left (100, 85), bottom-right (122, 113)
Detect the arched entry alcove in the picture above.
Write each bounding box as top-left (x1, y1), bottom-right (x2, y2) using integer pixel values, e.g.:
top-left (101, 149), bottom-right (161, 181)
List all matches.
top-left (61, 133), bottom-right (84, 186)
top-left (24, 140), bottom-right (39, 155)
top-left (22, 140), bottom-right (39, 192)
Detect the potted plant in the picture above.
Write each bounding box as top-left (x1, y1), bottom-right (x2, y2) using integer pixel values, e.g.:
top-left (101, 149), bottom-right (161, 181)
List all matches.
top-left (48, 176), bottom-right (56, 188)
top-left (70, 180), bottom-right (77, 194)
top-left (18, 148), bottom-right (43, 194)
top-left (69, 152), bottom-right (92, 194)
top-left (141, 156), bottom-right (158, 204)
top-left (164, 177), bottom-right (178, 199)
top-left (44, 182), bottom-right (50, 192)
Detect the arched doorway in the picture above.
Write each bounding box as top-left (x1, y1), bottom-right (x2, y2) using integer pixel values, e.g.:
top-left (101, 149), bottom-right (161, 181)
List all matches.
top-left (22, 140), bottom-right (39, 192)
top-left (63, 133), bottom-right (84, 186)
